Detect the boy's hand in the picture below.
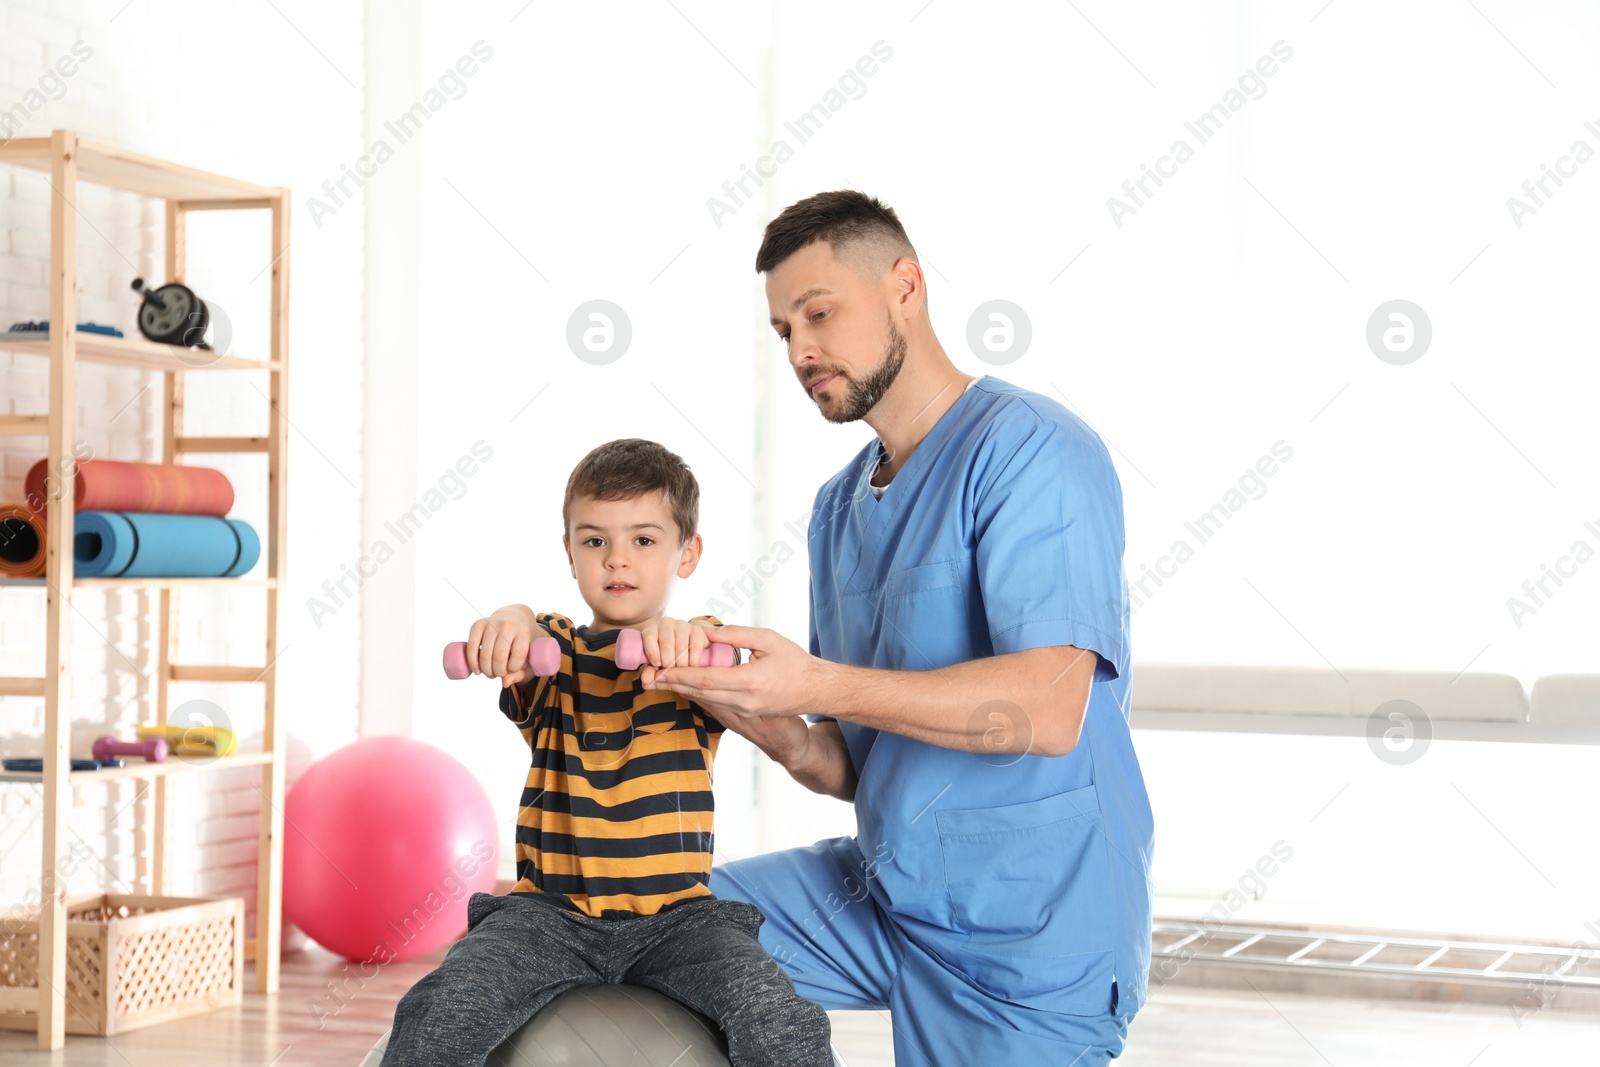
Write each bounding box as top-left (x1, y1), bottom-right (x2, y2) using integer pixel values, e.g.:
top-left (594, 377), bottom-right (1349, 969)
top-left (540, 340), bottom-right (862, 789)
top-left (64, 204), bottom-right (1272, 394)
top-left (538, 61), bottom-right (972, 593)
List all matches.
top-left (467, 606), bottom-right (541, 688)
top-left (637, 616), bottom-right (711, 676)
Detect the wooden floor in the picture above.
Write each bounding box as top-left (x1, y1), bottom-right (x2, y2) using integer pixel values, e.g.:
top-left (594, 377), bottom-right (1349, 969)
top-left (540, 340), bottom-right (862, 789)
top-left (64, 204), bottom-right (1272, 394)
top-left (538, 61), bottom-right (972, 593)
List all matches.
top-left (3, 946), bottom-right (1599, 1065)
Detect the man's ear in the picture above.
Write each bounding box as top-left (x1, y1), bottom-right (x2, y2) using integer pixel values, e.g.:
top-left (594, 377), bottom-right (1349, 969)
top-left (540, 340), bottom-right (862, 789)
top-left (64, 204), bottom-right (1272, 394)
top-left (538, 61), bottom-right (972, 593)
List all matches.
top-left (888, 257), bottom-right (926, 318)
top-left (563, 536), bottom-right (574, 577)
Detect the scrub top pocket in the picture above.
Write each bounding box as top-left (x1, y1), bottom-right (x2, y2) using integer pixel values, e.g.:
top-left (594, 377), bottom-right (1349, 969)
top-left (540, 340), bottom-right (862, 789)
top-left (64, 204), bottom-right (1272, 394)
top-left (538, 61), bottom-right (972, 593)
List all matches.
top-left (875, 558), bottom-right (971, 671)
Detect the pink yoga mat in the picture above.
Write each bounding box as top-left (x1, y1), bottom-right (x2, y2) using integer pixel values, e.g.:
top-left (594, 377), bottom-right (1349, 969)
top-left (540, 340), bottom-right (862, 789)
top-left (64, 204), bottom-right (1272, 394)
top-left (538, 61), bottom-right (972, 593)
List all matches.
top-left (25, 458), bottom-right (234, 516)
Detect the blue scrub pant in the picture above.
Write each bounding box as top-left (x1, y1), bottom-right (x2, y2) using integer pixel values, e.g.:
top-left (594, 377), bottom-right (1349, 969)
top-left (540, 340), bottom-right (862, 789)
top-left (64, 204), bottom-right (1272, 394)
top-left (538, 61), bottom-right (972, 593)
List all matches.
top-left (710, 836), bottom-right (1131, 1065)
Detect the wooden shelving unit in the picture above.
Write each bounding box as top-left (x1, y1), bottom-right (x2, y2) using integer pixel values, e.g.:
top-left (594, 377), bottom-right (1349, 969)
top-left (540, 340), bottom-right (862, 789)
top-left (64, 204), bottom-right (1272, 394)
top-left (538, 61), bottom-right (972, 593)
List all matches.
top-left (0, 131), bottom-right (289, 1050)
top-left (0, 331), bottom-right (280, 372)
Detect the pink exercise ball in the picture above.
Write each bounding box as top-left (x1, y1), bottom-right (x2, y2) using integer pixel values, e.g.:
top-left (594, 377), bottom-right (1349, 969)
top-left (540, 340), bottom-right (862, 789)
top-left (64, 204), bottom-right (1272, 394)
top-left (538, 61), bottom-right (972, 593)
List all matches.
top-left (283, 736), bottom-right (500, 963)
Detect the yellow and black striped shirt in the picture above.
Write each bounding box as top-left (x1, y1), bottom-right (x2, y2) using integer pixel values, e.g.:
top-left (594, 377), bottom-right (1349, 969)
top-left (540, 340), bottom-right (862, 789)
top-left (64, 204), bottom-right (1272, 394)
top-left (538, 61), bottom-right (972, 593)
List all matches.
top-left (498, 612), bottom-right (733, 919)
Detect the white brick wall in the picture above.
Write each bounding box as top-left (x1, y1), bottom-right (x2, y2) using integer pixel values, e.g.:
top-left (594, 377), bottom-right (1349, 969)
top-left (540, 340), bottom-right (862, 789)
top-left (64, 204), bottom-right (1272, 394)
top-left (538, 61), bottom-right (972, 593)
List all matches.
top-left (0, 0), bottom-right (366, 949)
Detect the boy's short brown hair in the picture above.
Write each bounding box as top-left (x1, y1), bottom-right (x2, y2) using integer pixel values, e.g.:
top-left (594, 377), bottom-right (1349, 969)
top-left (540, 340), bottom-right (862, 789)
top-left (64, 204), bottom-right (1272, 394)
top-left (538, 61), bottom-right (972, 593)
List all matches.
top-left (563, 439), bottom-right (699, 546)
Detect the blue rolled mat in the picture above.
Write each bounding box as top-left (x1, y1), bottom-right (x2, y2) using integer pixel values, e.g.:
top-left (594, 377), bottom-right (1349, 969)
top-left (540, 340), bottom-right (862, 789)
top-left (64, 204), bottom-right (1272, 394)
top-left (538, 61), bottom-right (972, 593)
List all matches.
top-left (74, 510), bottom-right (260, 578)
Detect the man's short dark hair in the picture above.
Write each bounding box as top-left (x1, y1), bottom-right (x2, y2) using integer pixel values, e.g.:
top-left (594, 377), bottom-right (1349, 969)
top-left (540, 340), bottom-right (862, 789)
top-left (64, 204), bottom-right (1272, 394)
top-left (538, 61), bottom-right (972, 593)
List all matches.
top-left (563, 438), bottom-right (699, 546)
top-left (755, 190), bottom-right (916, 275)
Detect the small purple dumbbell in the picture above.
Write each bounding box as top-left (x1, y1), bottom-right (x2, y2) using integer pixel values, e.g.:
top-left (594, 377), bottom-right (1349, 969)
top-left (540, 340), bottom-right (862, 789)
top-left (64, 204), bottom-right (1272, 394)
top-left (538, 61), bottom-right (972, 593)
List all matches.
top-left (92, 735), bottom-right (168, 762)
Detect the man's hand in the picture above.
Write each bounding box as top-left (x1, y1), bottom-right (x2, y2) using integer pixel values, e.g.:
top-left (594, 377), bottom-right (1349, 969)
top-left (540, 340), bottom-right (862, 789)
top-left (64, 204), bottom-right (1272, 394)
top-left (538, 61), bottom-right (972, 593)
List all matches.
top-left (637, 616), bottom-right (711, 672)
top-left (643, 624), bottom-right (825, 724)
top-left (717, 709), bottom-right (816, 772)
top-left (641, 623), bottom-right (830, 778)
top-left (467, 606), bottom-right (542, 688)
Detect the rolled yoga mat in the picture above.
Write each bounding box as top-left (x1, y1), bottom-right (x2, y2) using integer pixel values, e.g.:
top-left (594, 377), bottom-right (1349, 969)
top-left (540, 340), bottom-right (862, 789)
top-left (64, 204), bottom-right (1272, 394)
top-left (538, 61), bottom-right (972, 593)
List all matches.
top-left (0, 506), bottom-right (47, 578)
top-left (74, 510), bottom-right (260, 578)
top-left (26, 457), bottom-right (234, 516)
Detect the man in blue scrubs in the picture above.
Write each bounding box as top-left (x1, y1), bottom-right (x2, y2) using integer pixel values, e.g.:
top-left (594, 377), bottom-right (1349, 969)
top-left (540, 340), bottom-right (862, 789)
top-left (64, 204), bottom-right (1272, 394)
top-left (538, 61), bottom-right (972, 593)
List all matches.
top-left (647, 191), bottom-right (1154, 1064)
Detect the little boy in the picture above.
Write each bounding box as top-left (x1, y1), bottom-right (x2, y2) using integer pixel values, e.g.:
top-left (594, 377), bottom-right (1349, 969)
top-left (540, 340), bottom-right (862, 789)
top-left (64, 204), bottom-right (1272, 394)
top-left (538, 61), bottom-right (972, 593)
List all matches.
top-left (381, 438), bottom-right (833, 1067)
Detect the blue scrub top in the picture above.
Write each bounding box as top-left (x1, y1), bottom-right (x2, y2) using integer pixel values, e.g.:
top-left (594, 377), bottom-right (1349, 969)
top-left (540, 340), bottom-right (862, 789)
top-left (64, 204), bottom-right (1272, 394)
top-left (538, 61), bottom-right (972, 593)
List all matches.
top-left (807, 375), bottom-right (1154, 1017)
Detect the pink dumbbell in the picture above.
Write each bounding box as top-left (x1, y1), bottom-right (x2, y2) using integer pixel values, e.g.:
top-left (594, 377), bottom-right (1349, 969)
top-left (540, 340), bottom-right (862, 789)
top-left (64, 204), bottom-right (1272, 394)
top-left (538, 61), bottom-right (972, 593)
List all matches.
top-left (92, 735), bottom-right (168, 762)
top-left (444, 627), bottom-right (738, 680)
top-left (442, 635), bottom-right (561, 680)
top-left (615, 628), bottom-right (737, 670)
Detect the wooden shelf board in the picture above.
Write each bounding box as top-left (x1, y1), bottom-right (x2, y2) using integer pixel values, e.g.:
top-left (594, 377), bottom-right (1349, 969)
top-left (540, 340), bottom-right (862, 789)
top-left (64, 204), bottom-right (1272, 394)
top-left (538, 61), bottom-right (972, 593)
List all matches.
top-left (0, 414), bottom-right (50, 435)
top-left (0, 749), bottom-right (274, 784)
top-left (0, 333), bottom-right (275, 372)
top-left (0, 137), bottom-right (278, 202)
top-left (0, 577), bottom-right (274, 590)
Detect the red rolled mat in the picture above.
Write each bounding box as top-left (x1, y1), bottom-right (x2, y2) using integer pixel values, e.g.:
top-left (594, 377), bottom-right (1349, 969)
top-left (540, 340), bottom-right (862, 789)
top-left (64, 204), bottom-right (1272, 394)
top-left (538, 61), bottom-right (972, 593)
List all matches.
top-left (0, 506), bottom-right (47, 578)
top-left (25, 458), bottom-right (234, 516)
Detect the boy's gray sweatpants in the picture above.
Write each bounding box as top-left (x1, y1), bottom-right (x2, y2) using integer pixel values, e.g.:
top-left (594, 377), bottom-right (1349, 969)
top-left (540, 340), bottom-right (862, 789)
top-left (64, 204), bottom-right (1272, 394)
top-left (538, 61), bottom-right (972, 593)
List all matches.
top-left (380, 890), bottom-right (833, 1067)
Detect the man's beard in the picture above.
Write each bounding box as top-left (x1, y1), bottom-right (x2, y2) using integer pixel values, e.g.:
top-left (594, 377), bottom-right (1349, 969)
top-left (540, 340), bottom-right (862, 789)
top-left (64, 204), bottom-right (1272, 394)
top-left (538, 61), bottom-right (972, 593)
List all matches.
top-left (815, 315), bottom-right (908, 425)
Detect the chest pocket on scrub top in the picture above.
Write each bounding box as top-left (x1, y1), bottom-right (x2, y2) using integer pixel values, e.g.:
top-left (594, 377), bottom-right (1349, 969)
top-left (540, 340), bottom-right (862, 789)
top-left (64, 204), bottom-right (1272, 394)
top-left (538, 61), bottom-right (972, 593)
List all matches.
top-left (876, 558), bottom-right (966, 670)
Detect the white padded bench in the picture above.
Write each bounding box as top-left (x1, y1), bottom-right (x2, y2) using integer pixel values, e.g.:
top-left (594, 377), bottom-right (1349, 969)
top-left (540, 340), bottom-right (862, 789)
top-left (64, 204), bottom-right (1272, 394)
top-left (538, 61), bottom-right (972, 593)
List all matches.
top-left (1127, 665), bottom-right (1600, 744)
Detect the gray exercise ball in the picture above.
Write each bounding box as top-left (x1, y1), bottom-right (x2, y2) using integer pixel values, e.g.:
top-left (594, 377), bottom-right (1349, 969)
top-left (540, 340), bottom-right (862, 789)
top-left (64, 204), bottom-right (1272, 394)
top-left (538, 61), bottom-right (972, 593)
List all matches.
top-left (360, 984), bottom-right (848, 1067)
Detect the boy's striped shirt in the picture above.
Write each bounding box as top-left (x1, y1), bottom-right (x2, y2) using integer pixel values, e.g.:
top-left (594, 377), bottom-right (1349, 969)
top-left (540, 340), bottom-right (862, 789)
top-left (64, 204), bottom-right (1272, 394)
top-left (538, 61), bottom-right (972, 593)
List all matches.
top-left (498, 613), bottom-right (732, 919)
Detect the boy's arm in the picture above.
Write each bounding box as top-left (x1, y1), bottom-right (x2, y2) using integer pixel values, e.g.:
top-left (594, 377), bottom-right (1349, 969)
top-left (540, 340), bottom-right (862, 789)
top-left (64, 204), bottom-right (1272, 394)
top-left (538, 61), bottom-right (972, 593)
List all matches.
top-left (471, 604), bottom-right (545, 685)
top-left (683, 615), bottom-right (732, 733)
top-left (500, 676), bottom-right (539, 726)
top-left (689, 614), bottom-right (743, 665)
top-left (680, 615), bottom-right (851, 797)
top-left (678, 616), bottom-right (741, 739)
top-left (492, 603), bottom-right (539, 631)
top-left (489, 607), bottom-right (567, 726)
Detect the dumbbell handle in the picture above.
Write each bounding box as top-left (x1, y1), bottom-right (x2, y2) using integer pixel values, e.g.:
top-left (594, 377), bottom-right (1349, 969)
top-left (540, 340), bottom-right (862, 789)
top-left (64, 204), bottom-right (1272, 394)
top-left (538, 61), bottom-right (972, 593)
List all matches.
top-left (92, 735), bottom-right (168, 762)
